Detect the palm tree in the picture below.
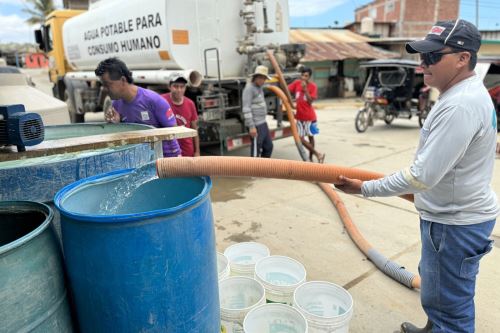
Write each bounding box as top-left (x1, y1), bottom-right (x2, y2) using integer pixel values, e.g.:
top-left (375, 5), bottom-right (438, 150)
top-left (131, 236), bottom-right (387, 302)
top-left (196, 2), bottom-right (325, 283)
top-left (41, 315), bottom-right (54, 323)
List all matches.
top-left (23, 0), bottom-right (56, 26)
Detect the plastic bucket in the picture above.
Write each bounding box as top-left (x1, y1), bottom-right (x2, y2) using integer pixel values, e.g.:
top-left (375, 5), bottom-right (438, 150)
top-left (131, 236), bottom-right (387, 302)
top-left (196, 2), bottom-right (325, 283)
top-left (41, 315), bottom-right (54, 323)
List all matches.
top-left (243, 303), bottom-right (308, 333)
top-left (218, 252), bottom-right (231, 280)
top-left (0, 201), bottom-right (73, 332)
top-left (293, 281), bottom-right (354, 333)
top-left (224, 242), bottom-right (270, 277)
top-left (219, 277), bottom-right (266, 333)
top-left (54, 169), bottom-right (220, 333)
top-left (254, 255), bottom-right (307, 305)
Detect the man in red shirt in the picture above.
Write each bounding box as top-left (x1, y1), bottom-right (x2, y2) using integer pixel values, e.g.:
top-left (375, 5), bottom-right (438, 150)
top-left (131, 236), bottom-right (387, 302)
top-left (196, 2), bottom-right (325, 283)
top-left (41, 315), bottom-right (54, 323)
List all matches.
top-left (288, 67), bottom-right (325, 162)
top-left (162, 74), bottom-right (200, 157)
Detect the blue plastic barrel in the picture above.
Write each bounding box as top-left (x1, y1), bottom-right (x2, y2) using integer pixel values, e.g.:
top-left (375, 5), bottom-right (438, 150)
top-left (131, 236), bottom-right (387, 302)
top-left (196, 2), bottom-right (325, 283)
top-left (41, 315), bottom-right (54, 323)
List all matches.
top-left (54, 169), bottom-right (220, 333)
top-left (0, 201), bottom-right (74, 332)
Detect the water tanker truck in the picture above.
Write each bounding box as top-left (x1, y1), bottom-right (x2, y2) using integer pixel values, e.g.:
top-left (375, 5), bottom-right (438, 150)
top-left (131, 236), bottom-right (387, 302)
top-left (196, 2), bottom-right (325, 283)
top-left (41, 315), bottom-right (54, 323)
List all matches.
top-left (35, 0), bottom-right (305, 152)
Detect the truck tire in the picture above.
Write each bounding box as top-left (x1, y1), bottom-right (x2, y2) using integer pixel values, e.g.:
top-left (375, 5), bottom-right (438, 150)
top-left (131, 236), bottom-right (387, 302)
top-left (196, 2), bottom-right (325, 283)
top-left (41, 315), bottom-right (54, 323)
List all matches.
top-left (65, 91), bottom-right (84, 123)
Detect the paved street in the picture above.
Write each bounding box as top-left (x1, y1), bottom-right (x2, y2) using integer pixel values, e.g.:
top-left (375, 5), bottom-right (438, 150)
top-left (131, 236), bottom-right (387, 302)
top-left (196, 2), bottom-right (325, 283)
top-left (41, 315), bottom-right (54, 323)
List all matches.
top-left (27, 68), bottom-right (500, 332)
top-left (211, 99), bottom-right (500, 332)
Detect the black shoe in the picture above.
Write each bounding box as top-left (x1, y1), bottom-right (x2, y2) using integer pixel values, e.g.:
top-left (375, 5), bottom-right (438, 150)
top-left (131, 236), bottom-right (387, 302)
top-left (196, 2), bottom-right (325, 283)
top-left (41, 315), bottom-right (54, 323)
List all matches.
top-left (400, 320), bottom-right (432, 333)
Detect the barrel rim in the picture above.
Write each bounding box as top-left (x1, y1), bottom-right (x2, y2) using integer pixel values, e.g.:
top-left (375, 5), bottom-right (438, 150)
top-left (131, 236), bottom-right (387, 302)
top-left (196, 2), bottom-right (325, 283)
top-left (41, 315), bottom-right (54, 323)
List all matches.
top-left (0, 201), bottom-right (53, 255)
top-left (54, 168), bottom-right (212, 223)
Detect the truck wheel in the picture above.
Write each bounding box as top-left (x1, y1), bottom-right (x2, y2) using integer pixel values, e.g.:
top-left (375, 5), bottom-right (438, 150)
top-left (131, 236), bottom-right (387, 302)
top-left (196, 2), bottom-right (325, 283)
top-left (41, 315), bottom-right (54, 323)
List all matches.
top-left (355, 109), bottom-right (369, 133)
top-left (65, 91), bottom-right (84, 123)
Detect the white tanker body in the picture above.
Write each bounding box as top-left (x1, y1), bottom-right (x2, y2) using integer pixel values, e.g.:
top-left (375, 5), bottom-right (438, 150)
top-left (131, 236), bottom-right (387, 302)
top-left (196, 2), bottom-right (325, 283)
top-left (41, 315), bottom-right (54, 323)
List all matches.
top-left (48, 0), bottom-right (304, 151)
top-left (63, 0), bottom-right (290, 77)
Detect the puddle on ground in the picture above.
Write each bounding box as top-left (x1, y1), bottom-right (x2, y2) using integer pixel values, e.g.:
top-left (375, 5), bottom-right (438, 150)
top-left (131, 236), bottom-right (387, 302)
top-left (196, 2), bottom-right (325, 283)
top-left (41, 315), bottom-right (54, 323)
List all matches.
top-left (353, 143), bottom-right (386, 149)
top-left (249, 222), bottom-right (262, 232)
top-left (225, 232), bottom-right (256, 242)
top-left (210, 177), bottom-right (254, 203)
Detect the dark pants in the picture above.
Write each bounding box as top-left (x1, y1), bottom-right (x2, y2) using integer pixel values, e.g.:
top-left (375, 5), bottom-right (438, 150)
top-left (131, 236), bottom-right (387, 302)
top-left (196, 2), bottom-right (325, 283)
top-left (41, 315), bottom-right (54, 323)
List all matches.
top-left (250, 123), bottom-right (273, 158)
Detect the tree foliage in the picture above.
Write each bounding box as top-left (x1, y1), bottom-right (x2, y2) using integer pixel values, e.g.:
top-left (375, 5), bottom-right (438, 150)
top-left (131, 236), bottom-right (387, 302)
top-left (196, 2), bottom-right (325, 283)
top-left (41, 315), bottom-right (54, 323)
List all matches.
top-left (23, 0), bottom-right (56, 26)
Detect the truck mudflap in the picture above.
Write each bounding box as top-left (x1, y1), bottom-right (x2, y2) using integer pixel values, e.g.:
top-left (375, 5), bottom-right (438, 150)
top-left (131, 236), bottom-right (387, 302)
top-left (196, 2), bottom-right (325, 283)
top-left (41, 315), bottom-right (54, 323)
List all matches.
top-left (225, 125), bottom-right (292, 151)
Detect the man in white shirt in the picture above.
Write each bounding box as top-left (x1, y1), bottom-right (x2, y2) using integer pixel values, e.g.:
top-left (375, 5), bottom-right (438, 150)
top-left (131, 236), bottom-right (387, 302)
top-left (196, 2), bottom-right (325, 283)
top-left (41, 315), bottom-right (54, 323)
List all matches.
top-left (337, 19), bottom-right (498, 333)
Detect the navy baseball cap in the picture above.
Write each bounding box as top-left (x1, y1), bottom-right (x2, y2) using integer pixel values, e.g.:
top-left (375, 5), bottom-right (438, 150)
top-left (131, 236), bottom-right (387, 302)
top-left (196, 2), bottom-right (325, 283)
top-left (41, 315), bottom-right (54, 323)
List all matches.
top-left (406, 19), bottom-right (481, 54)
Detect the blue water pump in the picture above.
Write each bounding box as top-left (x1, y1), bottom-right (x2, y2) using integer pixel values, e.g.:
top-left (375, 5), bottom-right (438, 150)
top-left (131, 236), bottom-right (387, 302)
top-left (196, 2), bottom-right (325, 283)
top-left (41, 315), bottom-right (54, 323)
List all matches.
top-left (0, 104), bottom-right (44, 152)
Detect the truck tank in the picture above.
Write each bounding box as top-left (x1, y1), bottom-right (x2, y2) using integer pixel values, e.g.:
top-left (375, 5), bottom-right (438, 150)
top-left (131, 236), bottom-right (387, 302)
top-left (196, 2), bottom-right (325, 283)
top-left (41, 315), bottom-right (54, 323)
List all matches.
top-left (63, 0), bottom-right (290, 78)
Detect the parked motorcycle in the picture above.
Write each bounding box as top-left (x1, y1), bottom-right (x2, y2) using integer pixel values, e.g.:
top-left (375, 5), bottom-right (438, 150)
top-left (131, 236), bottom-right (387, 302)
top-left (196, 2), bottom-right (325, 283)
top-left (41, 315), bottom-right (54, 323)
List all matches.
top-left (355, 59), bottom-right (429, 133)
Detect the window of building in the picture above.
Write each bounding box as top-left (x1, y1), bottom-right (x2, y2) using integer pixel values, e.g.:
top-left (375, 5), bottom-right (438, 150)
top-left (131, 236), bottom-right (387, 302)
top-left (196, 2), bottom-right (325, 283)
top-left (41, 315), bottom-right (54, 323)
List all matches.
top-left (385, 0), bottom-right (395, 13)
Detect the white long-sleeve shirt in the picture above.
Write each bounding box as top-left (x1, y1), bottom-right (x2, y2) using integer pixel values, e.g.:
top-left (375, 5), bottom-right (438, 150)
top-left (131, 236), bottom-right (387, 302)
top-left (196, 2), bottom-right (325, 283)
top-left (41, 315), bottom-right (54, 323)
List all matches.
top-left (362, 74), bottom-right (499, 225)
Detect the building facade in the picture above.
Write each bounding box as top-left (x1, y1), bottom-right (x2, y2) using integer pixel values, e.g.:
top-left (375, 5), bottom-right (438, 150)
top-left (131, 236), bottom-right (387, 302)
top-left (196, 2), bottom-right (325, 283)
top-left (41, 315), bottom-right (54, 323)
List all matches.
top-left (355, 0), bottom-right (459, 38)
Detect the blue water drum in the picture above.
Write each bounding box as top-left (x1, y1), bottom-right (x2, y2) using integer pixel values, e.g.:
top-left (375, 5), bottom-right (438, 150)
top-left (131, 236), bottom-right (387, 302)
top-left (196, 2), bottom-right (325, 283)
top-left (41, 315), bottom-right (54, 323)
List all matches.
top-left (0, 201), bottom-right (74, 332)
top-left (54, 169), bottom-right (220, 333)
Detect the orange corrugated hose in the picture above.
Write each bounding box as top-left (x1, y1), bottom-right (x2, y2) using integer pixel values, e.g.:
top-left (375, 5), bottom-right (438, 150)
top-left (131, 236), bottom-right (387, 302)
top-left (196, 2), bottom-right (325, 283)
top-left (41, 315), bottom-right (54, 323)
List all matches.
top-left (266, 57), bottom-right (420, 289)
top-left (266, 50), bottom-right (294, 107)
top-left (156, 62), bottom-right (421, 289)
top-left (155, 156), bottom-right (420, 289)
top-left (157, 156), bottom-right (393, 185)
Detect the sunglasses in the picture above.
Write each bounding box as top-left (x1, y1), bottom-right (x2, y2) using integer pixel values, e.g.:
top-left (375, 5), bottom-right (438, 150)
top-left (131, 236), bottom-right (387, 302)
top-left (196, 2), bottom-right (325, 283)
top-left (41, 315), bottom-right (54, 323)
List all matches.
top-left (420, 50), bottom-right (465, 66)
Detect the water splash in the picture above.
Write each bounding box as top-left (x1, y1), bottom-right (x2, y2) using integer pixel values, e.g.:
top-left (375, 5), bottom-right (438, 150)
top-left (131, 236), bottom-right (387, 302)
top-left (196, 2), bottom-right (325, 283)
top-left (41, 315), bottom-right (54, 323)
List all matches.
top-left (98, 161), bottom-right (158, 215)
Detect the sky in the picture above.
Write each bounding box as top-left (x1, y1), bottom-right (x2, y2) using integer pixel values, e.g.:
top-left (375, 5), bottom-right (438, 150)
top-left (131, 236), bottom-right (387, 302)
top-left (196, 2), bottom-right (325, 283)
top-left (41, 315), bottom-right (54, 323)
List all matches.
top-left (0, 0), bottom-right (499, 44)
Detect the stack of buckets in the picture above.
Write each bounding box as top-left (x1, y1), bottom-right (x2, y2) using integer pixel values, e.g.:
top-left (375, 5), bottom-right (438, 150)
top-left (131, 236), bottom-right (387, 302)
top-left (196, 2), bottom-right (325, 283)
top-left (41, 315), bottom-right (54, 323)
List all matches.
top-left (217, 242), bottom-right (354, 333)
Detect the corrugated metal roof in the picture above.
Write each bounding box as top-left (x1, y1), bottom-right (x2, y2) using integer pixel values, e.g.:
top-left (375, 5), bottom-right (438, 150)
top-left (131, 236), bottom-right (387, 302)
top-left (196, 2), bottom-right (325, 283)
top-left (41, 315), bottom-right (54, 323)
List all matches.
top-left (290, 29), bottom-right (370, 43)
top-left (289, 29), bottom-right (399, 61)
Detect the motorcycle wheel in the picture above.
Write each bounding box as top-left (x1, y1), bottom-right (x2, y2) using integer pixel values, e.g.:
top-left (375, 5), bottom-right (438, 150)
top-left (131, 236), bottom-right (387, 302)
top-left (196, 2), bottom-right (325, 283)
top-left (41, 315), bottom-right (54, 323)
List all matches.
top-left (419, 103), bottom-right (433, 128)
top-left (384, 114), bottom-right (395, 125)
top-left (355, 109), bottom-right (370, 133)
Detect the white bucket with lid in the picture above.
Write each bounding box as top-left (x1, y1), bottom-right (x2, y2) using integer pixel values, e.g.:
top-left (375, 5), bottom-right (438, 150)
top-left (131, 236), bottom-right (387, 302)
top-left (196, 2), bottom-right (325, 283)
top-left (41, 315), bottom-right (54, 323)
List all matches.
top-left (254, 255), bottom-right (307, 305)
top-left (217, 252), bottom-right (230, 280)
top-left (224, 242), bottom-right (270, 277)
top-left (243, 303), bottom-right (308, 333)
top-left (219, 276), bottom-right (266, 333)
top-left (293, 281), bottom-right (354, 333)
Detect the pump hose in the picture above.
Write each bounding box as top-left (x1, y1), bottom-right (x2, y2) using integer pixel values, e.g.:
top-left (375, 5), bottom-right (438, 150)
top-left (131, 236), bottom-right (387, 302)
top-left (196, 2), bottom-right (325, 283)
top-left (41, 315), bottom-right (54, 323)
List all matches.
top-left (156, 156), bottom-right (420, 288)
top-left (156, 89), bottom-right (421, 289)
top-left (266, 80), bottom-right (309, 161)
top-left (266, 53), bottom-right (421, 289)
top-left (318, 182), bottom-right (421, 289)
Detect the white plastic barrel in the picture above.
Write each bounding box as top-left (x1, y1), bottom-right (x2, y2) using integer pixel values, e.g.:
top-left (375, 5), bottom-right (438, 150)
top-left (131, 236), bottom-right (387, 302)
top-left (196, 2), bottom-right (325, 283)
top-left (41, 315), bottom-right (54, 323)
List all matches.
top-left (224, 242), bottom-right (270, 277)
top-left (219, 277), bottom-right (266, 333)
top-left (217, 252), bottom-right (230, 280)
top-left (243, 303), bottom-right (308, 333)
top-left (293, 281), bottom-right (354, 333)
top-left (254, 255), bottom-right (306, 305)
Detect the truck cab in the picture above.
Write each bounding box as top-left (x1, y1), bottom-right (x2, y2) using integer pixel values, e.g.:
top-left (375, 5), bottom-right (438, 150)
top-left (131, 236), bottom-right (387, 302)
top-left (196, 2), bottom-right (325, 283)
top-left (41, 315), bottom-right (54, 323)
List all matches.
top-left (35, 10), bottom-right (84, 101)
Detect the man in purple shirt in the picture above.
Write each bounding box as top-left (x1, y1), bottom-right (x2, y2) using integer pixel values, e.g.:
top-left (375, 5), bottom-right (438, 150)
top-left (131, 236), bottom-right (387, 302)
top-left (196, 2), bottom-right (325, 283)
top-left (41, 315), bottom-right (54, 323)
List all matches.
top-left (95, 57), bottom-right (181, 157)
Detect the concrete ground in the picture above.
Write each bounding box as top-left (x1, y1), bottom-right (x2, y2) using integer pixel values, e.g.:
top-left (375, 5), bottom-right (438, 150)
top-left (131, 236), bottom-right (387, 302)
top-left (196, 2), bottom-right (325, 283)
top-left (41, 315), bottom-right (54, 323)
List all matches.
top-left (25, 68), bottom-right (500, 332)
top-left (211, 99), bottom-right (500, 332)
